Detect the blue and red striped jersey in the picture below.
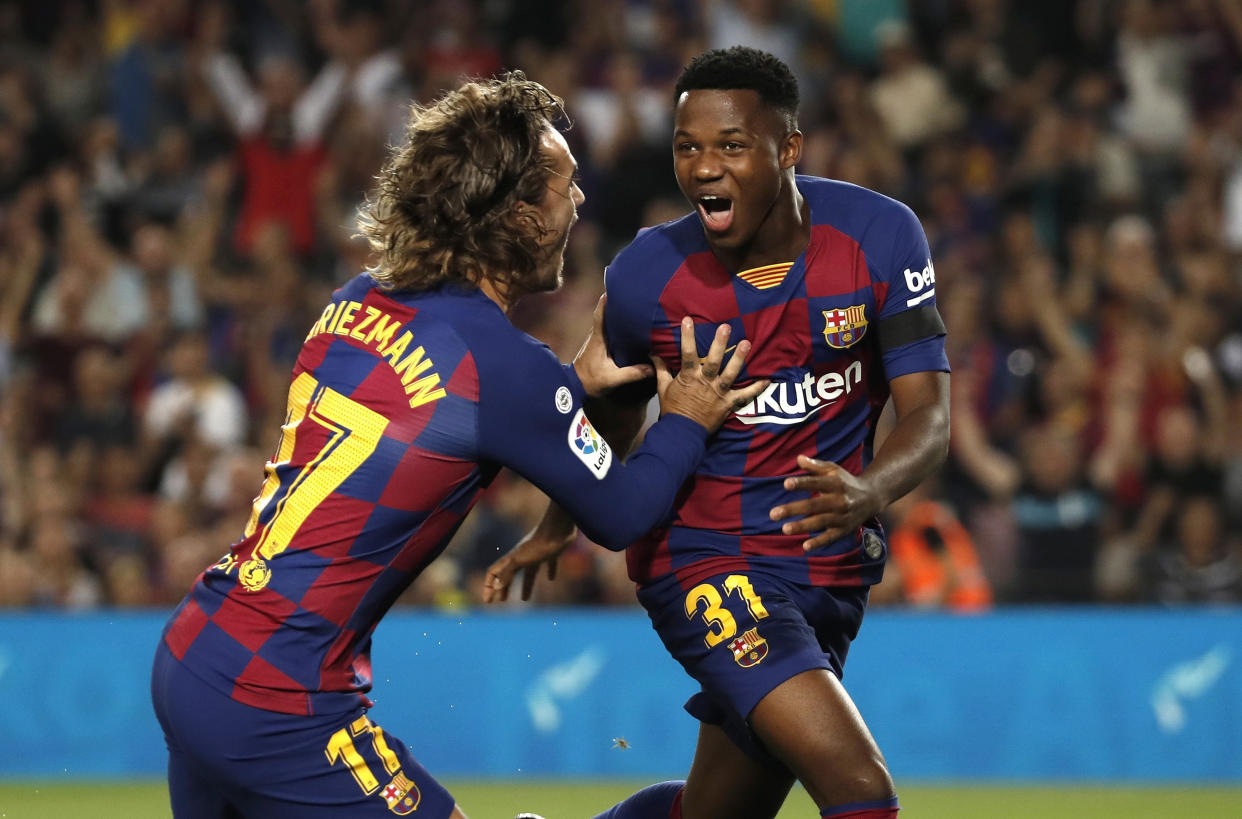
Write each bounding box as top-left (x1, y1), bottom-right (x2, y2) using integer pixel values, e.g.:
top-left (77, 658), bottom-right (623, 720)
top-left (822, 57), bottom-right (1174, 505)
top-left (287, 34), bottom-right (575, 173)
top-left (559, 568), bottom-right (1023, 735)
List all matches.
top-left (162, 275), bottom-right (709, 716)
top-left (605, 176), bottom-right (949, 591)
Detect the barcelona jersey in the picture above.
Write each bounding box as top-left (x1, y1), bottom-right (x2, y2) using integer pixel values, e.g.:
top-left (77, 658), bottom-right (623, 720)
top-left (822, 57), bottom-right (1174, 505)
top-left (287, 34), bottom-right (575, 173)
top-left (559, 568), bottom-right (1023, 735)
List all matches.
top-left (605, 176), bottom-right (949, 590)
top-left (162, 275), bottom-right (708, 716)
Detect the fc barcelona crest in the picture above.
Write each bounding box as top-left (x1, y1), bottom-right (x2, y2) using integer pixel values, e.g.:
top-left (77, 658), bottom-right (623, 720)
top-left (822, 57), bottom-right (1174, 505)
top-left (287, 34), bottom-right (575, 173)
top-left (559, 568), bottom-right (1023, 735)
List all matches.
top-left (822, 305), bottom-right (868, 349)
top-left (729, 628), bottom-right (769, 668)
top-left (381, 772), bottom-right (421, 815)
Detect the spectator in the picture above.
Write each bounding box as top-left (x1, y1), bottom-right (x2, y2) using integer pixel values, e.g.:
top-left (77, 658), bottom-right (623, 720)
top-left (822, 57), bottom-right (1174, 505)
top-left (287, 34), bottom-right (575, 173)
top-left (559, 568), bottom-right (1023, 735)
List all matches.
top-left (141, 330), bottom-right (248, 456)
top-left (1115, 0), bottom-right (1192, 156)
top-left (575, 50), bottom-right (681, 253)
top-left (107, 0), bottom-right (190, 152)
top-left (868, 20), bottom-right (965, 153)
top-left (875, 480), bottom-right (993, 612)
top-left (197, 2), bottom-right (346, 258)
top-left (1151, 495), bottom-right (1242, 605)
top-left (55, 345), bottom-right (137, 456)
top-left (128, 219), bottom-right (204, 332)
top-left (703, 0), bottom-right (803, 86)
top-left (0, 540), bottom-right (36, 607)
top-left (28, 514), bottom-right (101, 608)
top-left (128, 125), bottom-right (201, 224)
top-left (30, 167), bottom-right (151, 344)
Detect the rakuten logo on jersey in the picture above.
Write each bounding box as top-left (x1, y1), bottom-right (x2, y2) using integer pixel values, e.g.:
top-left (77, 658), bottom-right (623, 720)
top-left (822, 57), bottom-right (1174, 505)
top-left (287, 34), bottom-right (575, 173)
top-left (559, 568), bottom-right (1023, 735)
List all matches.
top-left (734, 361), bottom-right (863, 426)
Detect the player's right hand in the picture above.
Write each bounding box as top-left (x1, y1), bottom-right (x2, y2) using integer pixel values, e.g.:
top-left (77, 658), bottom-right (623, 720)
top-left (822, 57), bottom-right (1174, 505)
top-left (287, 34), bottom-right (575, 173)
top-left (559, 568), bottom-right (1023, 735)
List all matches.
top-left (571, 295), bottom-right (656, 397)
top-left (654, 317), bottom-right (768, 432)
top-left (481, 524), bottom-right (576, 604)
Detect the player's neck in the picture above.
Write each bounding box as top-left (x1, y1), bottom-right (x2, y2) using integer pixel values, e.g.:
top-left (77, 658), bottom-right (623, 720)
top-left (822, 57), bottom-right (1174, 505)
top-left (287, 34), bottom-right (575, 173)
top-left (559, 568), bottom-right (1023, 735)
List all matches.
top-left (478, 277), bottom-right (513, 313)
top-left (709, 185), bottom-right (809, 275)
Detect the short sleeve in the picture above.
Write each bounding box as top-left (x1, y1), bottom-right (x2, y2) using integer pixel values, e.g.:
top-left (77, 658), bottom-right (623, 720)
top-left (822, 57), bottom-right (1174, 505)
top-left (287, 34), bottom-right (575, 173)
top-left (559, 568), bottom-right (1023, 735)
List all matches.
top-left (872, 203), bottom-right (949, 377)
top-left (603, 252), bottom-right (656, 369)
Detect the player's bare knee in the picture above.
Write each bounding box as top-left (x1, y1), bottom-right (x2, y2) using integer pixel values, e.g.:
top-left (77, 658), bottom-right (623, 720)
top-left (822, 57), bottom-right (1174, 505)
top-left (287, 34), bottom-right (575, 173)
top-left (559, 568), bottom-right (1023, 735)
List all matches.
top-left (848, 754), bottom-right (894, 800)
top-left (847, 755), bottom-right (894, 799)
top-left (805, 752), bottom-right (893, 805)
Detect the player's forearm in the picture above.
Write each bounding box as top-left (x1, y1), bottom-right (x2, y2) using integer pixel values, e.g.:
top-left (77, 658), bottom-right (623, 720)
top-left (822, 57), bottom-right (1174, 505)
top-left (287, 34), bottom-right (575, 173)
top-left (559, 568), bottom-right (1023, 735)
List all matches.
top-left (860, 401), bottom-right (950, 513)
top-left (569, 413), bottom-right (707, 549)
top-left (534, 393), bottom-right (656, 543)
top-left (949, 408), bottom-right (1020, 498)
top-left (531, 501), bottom-right (577, 543)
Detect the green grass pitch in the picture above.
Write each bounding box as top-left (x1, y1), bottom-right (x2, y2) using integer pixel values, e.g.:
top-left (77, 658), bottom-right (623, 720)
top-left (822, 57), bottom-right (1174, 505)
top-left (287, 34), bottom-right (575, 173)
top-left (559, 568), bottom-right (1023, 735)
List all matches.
top-left (1, 780), bottom-right (1240, 818)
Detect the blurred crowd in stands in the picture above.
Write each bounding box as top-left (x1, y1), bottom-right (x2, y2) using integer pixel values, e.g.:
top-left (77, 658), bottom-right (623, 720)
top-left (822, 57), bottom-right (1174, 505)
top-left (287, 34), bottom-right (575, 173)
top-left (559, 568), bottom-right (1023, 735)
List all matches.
top-left (1, 0), bottom-right (1240, 611)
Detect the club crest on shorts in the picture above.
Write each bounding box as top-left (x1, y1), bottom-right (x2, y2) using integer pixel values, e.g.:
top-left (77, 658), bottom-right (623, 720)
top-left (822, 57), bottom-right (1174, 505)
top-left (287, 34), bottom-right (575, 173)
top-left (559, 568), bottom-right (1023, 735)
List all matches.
top-left (729, 628), bottom-right (769, 668)
top-left (381, 771), bottom-right (420, 815)
top-left (822, 305), bottom-right (868, 349)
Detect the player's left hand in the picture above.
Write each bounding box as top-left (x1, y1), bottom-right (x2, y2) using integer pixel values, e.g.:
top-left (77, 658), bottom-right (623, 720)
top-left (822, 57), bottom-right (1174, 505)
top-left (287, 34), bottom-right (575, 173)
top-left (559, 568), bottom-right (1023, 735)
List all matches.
top-left (482, 526), bottom-right (577, 603)
top-left (571, 294), bottom-right (655, 396)
top-left (769, 455), bottom-right (882, 551)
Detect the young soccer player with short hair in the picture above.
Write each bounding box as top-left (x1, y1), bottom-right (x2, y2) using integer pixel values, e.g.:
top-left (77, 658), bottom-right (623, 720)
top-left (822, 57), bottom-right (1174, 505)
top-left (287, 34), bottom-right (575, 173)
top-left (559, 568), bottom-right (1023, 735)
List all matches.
top-left (489, 47), bottom-right (950, 819)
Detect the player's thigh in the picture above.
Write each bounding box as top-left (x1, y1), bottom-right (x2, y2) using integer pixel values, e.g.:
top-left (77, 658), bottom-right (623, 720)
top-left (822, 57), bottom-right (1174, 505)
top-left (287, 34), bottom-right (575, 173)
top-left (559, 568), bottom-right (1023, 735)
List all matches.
top-left (166, 747), bottom-right (242, 819)
top-left (154, 645), bottom-right (458, 817)
top-left (749, 668), bottom-right (893, 807)
top-left (681, 722), bottom-right (793, 819)
top-left (234, 712), bottom-right (457, 819)
top-left (153, 646), bottom-right (249, 817)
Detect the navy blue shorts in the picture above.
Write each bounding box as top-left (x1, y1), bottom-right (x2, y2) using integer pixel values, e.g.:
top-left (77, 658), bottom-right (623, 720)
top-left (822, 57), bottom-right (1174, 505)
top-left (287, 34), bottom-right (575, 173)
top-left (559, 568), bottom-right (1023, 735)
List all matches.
top-left (150, 642), bottom-right (455, 818)
top-left (637, 570), bottom-right (868, 764)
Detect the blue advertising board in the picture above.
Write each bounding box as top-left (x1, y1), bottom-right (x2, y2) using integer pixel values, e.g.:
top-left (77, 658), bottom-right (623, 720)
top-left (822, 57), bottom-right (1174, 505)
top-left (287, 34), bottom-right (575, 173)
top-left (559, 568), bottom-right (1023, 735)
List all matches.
top-left (0, 608), bottom-right (1238, 781)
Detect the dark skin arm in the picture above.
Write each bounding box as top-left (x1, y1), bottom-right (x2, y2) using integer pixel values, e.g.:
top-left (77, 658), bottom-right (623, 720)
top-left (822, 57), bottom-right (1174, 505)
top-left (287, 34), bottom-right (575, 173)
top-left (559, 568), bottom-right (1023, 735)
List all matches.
top-left (770, 371), bottom-right (950, 550)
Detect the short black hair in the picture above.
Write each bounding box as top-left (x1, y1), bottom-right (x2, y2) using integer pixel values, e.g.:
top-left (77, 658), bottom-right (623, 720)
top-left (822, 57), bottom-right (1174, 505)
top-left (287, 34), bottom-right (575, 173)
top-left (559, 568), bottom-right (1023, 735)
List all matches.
top-left (674, 46), bottom-right (799, 128)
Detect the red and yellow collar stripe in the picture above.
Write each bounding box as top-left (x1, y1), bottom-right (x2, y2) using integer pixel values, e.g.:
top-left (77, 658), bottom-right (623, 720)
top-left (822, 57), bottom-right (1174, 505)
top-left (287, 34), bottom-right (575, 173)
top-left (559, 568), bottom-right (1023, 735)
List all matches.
top-left (736, 262), bottom-right (794, 290)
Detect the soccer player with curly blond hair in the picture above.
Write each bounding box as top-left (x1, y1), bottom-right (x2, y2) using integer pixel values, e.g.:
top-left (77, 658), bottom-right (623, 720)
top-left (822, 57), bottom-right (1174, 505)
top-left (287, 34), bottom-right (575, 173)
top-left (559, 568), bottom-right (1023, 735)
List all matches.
top-left (151, 72), bottom-right (765, 819)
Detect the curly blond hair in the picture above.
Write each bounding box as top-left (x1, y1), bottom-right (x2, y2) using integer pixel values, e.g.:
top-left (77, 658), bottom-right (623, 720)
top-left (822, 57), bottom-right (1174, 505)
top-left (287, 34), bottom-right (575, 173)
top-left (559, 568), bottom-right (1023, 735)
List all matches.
top-left (357, 72), bottom-right (566, 299)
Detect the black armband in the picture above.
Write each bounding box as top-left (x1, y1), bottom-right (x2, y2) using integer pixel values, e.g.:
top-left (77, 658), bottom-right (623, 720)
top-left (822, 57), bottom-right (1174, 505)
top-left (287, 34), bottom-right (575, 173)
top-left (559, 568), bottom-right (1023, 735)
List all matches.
top-left (876, 304), bottom-right (946, 352)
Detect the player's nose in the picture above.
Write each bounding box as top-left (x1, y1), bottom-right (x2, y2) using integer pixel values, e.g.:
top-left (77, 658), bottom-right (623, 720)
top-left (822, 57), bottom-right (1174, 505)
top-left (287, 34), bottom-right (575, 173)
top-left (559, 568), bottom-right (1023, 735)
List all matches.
top-left (691, 153), bottom-right (723, 180)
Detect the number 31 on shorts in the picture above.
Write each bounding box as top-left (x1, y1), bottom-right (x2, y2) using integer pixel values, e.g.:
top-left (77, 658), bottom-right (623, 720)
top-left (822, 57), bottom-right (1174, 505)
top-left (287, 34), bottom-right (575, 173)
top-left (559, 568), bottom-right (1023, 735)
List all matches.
top-left (684, 574), bottom-right (769, 648)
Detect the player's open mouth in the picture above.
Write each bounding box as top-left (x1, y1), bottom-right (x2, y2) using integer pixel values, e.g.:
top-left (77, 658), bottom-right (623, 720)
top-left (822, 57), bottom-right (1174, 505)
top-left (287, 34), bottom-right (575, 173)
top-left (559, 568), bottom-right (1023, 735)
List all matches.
top-left (698, 195), bottom-right (734, 233)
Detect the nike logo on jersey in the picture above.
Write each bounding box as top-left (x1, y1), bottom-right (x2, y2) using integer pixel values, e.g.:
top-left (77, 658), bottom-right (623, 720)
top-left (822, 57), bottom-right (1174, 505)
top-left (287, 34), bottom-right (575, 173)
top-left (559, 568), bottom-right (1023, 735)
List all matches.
top-left (733, 361), bottom-right (862, 425)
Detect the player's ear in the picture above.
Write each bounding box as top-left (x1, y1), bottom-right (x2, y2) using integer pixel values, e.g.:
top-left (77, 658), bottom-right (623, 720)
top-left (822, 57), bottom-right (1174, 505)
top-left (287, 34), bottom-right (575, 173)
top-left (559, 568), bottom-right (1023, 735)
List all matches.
top-left (779, 129), bottom-right (802, 170)
top-left (511, 199), bottom-right (545, 235)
